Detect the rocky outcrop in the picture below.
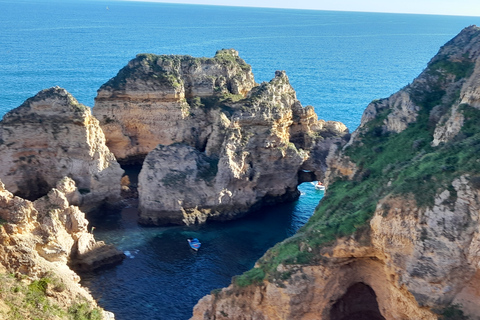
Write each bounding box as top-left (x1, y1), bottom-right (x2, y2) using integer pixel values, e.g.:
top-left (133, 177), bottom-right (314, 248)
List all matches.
top-left (0, 177), bottom-right (123, 318)
top-left (93, 49), bottom-right (256, 164)
top-left (192, 26), bottom-right (480, 319)
top-left (0, 87), bottom-right (124, 211)
top-left (138, 70), bottom-right (348, 225)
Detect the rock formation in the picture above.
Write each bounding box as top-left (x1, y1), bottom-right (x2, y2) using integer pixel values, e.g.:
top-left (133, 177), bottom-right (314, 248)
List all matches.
top-left (137, 70), bottom-right (348, 225)
top-left (192, 26), bottom-right (480, 319)
top-left (0, 87), bottom-right (124, 212)
top-left (95, 50), bottom-right (348, 226)
top-left (0, 177), bottom-right (123, 319)
top-left (93, 49), bottom-right (256, 164)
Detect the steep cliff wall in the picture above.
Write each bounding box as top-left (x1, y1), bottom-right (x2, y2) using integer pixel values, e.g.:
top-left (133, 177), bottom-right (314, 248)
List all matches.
top-left (93, 49), bottom-right (256, 164)
top-left (95, 49), bottom-right (347, 225)
top-left (192, 26), bottom-right (480, 319)
top-left (0, 177), bottom-right (123, 319)
top-left (0, 87), bottom-right (124, 212)
top-left (138, 70), bottom-right (348, 225)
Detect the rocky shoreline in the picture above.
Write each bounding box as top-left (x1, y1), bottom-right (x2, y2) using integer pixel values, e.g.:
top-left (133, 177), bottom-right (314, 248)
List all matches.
top-left (1, 26), bottom-right (480, 320)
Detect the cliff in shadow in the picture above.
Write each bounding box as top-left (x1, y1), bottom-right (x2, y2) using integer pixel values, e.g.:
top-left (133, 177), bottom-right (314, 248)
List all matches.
top-left (192, 26), bottom-right (480, 320)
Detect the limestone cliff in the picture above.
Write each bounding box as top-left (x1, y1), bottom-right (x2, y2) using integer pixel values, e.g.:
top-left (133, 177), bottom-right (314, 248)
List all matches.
top-left (0, 87), bottom-right (124, 212)
top-left (0, 177), bottom-right (123, 319)
top-left (137, 70), bottom-right (348, 225)
top-left (93, 49), bottom-right (256, 164)
top-left (192, 26), bottom-right (480, 320)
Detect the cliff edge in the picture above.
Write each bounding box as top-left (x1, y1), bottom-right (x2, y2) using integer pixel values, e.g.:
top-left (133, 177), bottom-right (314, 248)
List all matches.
top-left (95, 50), bottom-right (348, 225)
top-left (192, 26), bottom-right (480, 320)
top-left (0, 177), bottom-right (124, 319)
top-left (0, 87), bottom-right (124, 212)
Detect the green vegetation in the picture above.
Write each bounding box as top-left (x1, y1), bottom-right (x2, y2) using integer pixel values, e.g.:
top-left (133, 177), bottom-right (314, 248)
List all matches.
top-left (161, 171), bottom-right (189, 188)
top-left (0, 272), bottom-right (103, 320)
top-left (214, 49), bottom-right (251, 71)
top-left (105, 50), bottom-right (251, 92)
top-left (106, 53), bottom-right (183, 89)
top-left (232, 52), bottom-right (480, 287)
top-left (439, 304), bottom-right (470, 320)
top-left (233, 268), bottom-right (266, 287)
top-left (427, 55), bottom-right (475, 81)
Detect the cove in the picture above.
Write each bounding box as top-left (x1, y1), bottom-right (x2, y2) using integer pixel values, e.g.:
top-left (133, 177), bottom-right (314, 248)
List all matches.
top-left (80, 181), bottom-right (323, 320)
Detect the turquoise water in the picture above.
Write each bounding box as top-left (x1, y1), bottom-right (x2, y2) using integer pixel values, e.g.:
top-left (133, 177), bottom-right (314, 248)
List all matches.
top-left (2, 1), bottom-right (480, 319)
top-left (83, 182), bottom-right (323, 320)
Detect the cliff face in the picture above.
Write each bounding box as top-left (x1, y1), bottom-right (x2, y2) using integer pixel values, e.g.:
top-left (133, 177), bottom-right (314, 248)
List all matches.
top-left (93, 49), bottom-right (256, 164)
top-left (192, 26), bottom-right (480, 319)
top-left (0, 177), bottom-right (123, 319)
top-left (137, 70), bottom-right (348, 225)
top-left (0, 87), bottom-right (124, 211)
top-left (95, 49), bottom-right (347, 225)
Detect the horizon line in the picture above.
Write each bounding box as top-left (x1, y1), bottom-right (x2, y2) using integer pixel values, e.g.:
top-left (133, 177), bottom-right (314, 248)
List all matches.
top-left (117, 0), bottom-right (480, 18)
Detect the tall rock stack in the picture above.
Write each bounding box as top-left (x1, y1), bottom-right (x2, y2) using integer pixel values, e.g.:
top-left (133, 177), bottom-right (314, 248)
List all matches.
top-left (0, 87), bottom-right (123, 211)
top-left (94, 50), bottom-right (348, 226)
top-left (93, 49), bottom-right (257, 164)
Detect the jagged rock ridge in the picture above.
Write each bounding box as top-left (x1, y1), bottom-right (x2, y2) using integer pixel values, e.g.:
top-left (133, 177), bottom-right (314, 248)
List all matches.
top-left (0, 87), bottom-right (124, 212)
top-left (192, 26), bottom-right (480, 319)
top-left (95, 50), bottom-right (348, 226)
top-left (0, 177), bottom-right (123, 318)
top-left (93, 49), bottom-right (257, 164)
top-left (137, 71), bottom-right (347, 225)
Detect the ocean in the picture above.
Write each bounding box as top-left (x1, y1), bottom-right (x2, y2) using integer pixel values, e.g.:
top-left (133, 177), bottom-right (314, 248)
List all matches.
top-left (1, 0), bottom-right (480, 319)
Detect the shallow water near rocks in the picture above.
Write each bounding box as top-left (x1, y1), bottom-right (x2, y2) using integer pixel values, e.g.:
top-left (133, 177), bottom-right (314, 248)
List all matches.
top-left (3, 1), bottom-right (480, 319)
top-left (81, 183), bottom-right (323, 320)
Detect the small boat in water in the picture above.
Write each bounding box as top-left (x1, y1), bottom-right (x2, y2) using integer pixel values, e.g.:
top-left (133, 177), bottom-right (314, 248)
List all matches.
top-left (187, 238), bottom-right (201, 251)
top-left (313, 181), bottom-right (325, 191)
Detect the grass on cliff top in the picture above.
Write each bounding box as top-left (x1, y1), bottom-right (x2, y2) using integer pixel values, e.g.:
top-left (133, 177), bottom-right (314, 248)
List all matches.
top-left (232, 57), bottom-right (480, 287)
top-left (104, 50), bottom-right (251, 90)
top-left (0, 272), bottom-right (103, 320)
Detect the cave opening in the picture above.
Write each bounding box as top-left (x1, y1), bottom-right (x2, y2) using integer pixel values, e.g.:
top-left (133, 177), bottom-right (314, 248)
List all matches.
top-left (330, 282), bottom-right (385, 320)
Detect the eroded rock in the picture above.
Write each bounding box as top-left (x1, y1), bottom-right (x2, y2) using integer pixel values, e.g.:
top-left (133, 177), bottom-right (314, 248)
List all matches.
top-left (0, 87), bottom-right (124, 212)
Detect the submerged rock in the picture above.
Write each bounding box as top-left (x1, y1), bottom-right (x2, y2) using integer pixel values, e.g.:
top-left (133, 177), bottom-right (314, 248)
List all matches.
top-left (0, 87), bottom-right (124, 212)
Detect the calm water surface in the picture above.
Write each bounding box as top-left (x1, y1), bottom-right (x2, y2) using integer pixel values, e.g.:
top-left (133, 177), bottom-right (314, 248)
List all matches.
top-left (2, 1), bottom-right (480, 319)
top-left (83, 183), bottom-right (323, 320)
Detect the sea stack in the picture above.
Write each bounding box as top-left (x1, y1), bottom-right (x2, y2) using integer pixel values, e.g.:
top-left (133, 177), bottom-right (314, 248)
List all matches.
top-left (94, 50), bottom-right (348, 225)
top-left (191, 26), bottom-right (480, 320)
top-left (0, 87), bottom-right (124, 211)
top-left (93, 49), bottom-right (257, 164)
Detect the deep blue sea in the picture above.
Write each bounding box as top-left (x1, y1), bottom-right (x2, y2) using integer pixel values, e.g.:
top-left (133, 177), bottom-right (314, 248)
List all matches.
top-left (1, 0), bottom-right (480, 319)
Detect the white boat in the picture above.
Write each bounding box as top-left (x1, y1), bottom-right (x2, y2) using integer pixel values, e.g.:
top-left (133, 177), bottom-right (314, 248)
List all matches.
top-left (312, 181), bottom-right (325, 190)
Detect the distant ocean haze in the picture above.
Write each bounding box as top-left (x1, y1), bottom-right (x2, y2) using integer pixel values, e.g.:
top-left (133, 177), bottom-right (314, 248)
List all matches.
top-left (1, 0), bottom-right (479, 130)
top-left (2, 1), bottom-right (480, 319)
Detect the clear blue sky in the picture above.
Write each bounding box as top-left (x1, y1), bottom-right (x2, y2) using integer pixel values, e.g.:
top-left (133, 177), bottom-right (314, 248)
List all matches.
top-left (123, 0), bottom-right (480, 16)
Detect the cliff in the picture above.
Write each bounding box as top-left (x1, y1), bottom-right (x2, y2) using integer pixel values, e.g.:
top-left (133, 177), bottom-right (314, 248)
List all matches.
top-left (95, 49), bottom-right (347, 226)
top-left (0, 87), bottom-right (124, 212)
top-left (192, 26), bottom-right (480, 319)
top-left (0, 177), bottom-right (124, 319)
top-left (137, 70), bottom-right (348, 225)
top-left (93, 49), bottom-right (256, 164)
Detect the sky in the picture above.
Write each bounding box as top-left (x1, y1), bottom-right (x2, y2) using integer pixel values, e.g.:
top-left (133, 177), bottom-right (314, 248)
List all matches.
top-left (123, 0), bottom-right (480, 17)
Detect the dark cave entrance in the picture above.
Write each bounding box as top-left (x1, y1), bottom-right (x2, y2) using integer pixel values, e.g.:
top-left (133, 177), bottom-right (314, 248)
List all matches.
top-left (330, 282), bottom-right (385, 320)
